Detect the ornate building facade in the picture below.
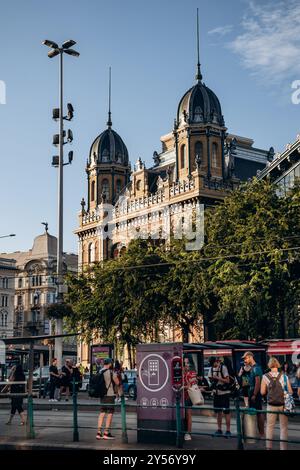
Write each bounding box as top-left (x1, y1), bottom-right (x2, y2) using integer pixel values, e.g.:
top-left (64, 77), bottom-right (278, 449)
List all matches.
top-left (1, 229), bottom-right (77, 338)
top-left (75, 52), bottom-right (274, 364)
top-left (258, 134), bottom-right (300, 195)
top-left (76, 67), bottom-right (273, 268)
top-left (0, 257), bottom-right (17, 338)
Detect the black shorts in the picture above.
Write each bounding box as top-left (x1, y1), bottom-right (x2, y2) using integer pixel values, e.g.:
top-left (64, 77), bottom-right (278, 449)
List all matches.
top-left (213, 394), bottom-right (230, 414)
top-left (249, 394), bottom-right (263, 411)
top-left (100, 395), bottom-right (115, 414)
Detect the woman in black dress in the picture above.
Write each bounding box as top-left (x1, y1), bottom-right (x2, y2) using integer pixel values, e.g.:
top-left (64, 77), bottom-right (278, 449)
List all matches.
top-left (6, 364), bottom-right (26, 425)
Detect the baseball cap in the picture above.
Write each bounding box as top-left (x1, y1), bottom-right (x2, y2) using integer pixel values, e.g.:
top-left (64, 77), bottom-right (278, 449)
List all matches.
top-left (104, 357), bottom-right (113, 365)
top-left (241, 351), bottom-right (254, 359)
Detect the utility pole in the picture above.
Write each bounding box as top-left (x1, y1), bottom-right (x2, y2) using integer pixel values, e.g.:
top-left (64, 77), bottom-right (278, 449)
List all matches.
top-left (43, 39), bottom-right (79, 367)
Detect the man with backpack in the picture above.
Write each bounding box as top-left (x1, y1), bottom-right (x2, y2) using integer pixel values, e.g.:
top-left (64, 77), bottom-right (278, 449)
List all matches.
top-left (208, 357), bottom-right (231, 438)
top-left (96, 358), bottom-right (119, 440)
top-left (261, 357), bottom-right (293, 450)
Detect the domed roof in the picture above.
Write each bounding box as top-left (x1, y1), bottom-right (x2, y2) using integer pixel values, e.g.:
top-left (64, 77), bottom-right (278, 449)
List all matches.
top-left (177, 82), bottom-right (224, 127)
top-left (89, 127), bottom-right (129, 166)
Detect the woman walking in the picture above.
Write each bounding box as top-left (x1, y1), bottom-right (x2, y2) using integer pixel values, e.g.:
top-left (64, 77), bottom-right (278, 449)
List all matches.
top-left (6, 364), bottom-right (26, 426)
top-left (261, 357), bottom-right (293, 450)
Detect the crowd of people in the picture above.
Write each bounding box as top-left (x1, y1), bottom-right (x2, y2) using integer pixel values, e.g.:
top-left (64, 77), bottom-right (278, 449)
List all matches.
top-left (49, 358), bottom-right (82, 402)
top-left (2, 352), bottom-right (300, 449)
top-left (183, 351), bottom-right (300, 450)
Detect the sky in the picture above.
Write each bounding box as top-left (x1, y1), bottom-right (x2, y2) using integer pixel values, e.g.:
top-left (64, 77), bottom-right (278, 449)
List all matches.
top-left (1, 0), bottom-right (300, 255)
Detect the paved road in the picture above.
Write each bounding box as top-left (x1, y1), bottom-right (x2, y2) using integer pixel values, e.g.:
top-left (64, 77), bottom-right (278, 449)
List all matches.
top-left (0, 408), bottom-right (299, 450)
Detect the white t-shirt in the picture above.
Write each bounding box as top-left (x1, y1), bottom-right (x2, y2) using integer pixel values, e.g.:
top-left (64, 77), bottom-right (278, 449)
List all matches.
top-left (208, 365), bottom-right (230, 395)
top-left (262, 371), bottom-right (288, 390)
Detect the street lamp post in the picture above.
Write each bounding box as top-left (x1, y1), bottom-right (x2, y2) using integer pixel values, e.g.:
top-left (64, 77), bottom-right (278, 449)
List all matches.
top-left (43, 39), bottom-right (79, 367)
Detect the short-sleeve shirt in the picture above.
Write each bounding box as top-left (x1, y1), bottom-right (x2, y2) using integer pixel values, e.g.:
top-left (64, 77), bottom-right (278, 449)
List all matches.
top-left (208, 365), bottom-right (230, 396)
top-left (262, 371), bottom-right (286, 389)
top-left (49, 365), bottom-right (59, 383)
top-left (102, 368), bottom-right (118, 397)
top-left (249, 364), bottom-right (263, 395)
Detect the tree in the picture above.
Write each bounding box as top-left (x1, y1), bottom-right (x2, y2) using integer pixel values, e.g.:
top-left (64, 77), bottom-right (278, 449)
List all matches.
top-left (205, 179), bottom-right (300, 339)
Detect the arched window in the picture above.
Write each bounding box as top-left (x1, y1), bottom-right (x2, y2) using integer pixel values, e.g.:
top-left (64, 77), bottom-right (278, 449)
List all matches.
top-left (4, 313), bottom-right (7, 327)
top-left (18, 278), bottom-right (22, 289)
top-left (180, 145), bottom-right (186, 169)
top-left (212, 143), bottom-right (218, 168)
top-left (88, 243), bottom-right (95, 263)
top-left (194, 141), bottom-right (203, 171)
top-left (102, 179), bottom-right (110, 201)
top-left (116, 179), bottom-right (122, 197)
top-left (91, 181), bottom-right (95, 202)
top-left (136, 179), bottom-right (141, 191)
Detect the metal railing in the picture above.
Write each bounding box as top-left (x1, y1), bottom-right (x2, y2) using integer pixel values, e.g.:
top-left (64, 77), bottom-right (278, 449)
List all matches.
top-left (1, 380), bottom-right (300, 450)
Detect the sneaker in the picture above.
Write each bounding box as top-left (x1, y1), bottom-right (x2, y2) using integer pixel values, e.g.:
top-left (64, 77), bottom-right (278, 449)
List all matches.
top-left (96, 431), bottom-right (103, 440)
top-left (103, 432), bottom-right (115, 440)
top-left (53, 399), bottom-right (58, 402)
top-left (214, 430), bottom-right (223, 437)
top-left (184, 433), bottom-right (192, 441)
top-left (48, 399), bottom-right (53, 402)
top-left (225, 431), bottom-right (232, 439)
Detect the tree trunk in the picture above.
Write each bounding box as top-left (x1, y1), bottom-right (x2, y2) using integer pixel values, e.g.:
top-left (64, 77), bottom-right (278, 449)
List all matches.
top-left (182, 325), bottom-right (189, 343)
top-left (127, 343), bottom-right (133, 369)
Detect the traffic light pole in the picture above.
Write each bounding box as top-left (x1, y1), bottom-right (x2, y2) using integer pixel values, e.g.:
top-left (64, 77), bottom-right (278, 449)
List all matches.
top-left (55, 50), bottom-right (64, 368)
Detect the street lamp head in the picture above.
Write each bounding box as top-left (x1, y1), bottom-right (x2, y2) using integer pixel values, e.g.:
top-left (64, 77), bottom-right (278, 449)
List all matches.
top-left (62, 39), bottom-right (76, 49)
top-left (48, 49), bottom-right (60, 59)
top-left (64, 49), bottom-right (80, 57)
top-left (42, 39), bottom-right (59, 49)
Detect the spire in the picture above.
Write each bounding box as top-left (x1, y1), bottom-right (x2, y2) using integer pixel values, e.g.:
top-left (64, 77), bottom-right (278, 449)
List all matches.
top-left (107, 66), bottom-right (112, 128)
top-left (195, 8), bottom-right (202, 83)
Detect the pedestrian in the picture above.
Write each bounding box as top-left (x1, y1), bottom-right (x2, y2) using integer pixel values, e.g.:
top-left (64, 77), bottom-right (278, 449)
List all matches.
top-left (6, 364), bottom-right (26, 426)
top-left (238, 361), bottom-right (252, 407)
top-left (296, 363), bottom-right (300, 400)
top-left (96, 358), bottom-right (119, 440)
top-left (60, 359), bottom-right (73, 401)
top-left (114, 360), bottom-right (126, 403)
top-left (183, 356), bottom-right (198, 441)
top-left (49, 358), bottom-right (60, 402)
top-left (242, 351), bottom-right (265, 439)
top-left (72, 362), bottom-right (83, 392)
top-left (208, 357), bottom-right (231, 438)
top-left (261, 357), bottom-right (293, 450)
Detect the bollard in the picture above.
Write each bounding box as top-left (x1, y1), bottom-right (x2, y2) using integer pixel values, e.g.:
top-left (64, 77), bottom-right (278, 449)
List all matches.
top-left (175, 392), bottom-right (182, 448)
top-left (72, 378), bottom-right (79, 442)
top-left (121, 394), bottom-right (128, 444)
top-left (26, 395), bottom-right (35, 439)
top-left (235, 398), bottom-right (244, 450)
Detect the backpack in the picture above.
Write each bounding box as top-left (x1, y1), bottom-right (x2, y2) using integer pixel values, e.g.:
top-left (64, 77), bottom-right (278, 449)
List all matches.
top-left (88, 369), bottom-right (111, 399)
top-left (266, 372), bottom-right (284, 406)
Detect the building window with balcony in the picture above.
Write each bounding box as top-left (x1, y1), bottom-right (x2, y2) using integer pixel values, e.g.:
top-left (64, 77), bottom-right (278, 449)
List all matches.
top-left (18, 278), bottom-right (22, 289)
top-left (1, 296), bottom-right (8, 307)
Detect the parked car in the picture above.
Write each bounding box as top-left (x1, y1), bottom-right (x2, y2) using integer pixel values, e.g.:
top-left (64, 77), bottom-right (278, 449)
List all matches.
top-left (25, 366), bottom-right (50, 396)
top-left (122, 369), bottom-right (137, 399)
top-left (80, 373), bottom-right (90, 392)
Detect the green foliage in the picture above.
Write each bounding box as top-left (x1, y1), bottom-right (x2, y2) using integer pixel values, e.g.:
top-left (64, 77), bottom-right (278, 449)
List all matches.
top-left (66, 179), bottom-right (300, 346)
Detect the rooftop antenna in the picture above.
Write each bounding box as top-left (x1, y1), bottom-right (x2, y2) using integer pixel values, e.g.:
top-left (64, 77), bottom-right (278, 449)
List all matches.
top-left (107, 66), bottom-right (112, 128)
top-left (196, 8), bottom-right (203, 82)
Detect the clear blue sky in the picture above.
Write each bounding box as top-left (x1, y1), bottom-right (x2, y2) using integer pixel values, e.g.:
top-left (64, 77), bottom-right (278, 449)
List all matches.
top-left (1, 0), bottom-right (300, 255)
